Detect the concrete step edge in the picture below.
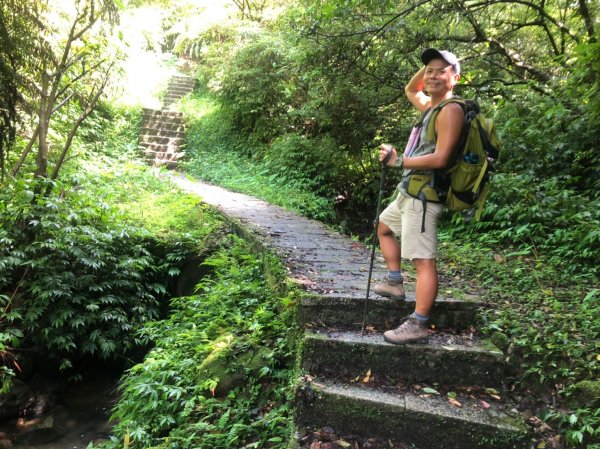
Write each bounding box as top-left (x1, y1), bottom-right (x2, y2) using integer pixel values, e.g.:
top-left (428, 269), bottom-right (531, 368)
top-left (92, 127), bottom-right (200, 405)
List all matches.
top-left (302, 330), bottom-right (505, 387)
top-left (295, 379), bottom-right (530, 449)
top-left (299, 294), bottom-right (480, 330)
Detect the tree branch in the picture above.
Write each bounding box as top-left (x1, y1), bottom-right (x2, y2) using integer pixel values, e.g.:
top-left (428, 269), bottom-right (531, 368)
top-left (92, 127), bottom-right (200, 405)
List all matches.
top-left (456, 0), bottom-right (552, 82)
top-left (465, 0), bottom-right (581, 43)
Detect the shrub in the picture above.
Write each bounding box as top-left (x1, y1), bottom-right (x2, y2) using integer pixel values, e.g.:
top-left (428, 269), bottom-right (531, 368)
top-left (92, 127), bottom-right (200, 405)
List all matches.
top-left (219, 34), bottom-right (292, 144)
top-left (106, 236), bottom-right (298, 449)
top-left (0, 177), bottom-right (167, 369)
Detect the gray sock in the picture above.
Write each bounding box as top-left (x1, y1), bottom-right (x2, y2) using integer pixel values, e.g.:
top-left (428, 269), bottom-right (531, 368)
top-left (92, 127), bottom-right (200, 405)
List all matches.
top-left (388, 270), bottom-right (403, 283)
top-left (411, 311), bottom-right (429, 326)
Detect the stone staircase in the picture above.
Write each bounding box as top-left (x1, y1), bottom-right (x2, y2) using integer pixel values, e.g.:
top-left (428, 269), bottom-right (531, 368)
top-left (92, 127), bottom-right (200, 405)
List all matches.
top-left (295, 295), bottom-right (530, 448)
top-left (168, 175), bottom-right (532, 449)
top-left (138, 75), bottom-right (196, 167)
top-left (162, 75), bottom-right (196, 110)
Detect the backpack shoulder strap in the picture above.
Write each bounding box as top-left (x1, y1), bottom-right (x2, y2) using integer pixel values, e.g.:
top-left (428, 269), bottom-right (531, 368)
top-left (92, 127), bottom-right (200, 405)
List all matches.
top-left (425, 98), bottom-right (466, 141)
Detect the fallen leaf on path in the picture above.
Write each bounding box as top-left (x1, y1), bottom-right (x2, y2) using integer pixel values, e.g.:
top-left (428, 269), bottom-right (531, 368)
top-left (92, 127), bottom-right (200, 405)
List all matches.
top-left (422, 387), bottom-right (440, 395)
top-left (362, 369), bottom-right (372, 383)
top-left (448, 398), bottom-right (462, 408)
top-left (480, 400), bottom-right (491, 409)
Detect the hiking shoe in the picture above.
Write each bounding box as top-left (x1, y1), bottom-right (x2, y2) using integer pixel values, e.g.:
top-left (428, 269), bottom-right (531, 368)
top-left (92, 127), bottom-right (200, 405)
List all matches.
top-left (373, 276), bottom-right (405, 300)
top-left (383, 316), bottom-right (429, 345)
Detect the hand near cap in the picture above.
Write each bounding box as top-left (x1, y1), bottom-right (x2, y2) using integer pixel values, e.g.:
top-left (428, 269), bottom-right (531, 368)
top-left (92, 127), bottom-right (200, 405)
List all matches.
top-left (379, 144), bottom-right (398, 166)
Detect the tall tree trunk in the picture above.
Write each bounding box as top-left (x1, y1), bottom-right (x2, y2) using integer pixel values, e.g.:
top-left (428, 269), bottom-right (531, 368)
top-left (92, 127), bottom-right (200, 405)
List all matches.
top-left (35, 77), bottom-right (49, 178)
top-left (578, 0), bottom-right (596, 42)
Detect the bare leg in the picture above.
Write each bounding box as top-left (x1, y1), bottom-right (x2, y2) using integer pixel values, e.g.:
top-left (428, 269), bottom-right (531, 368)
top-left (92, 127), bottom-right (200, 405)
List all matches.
top-left (377, 222), bottom-right (401, 271)
top-left (412, 258), bottom-right (438, 316)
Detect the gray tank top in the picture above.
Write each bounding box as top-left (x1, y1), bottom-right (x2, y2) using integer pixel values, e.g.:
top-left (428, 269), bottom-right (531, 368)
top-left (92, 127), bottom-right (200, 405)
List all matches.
top-left (398, 108), bottom-right (436, 196)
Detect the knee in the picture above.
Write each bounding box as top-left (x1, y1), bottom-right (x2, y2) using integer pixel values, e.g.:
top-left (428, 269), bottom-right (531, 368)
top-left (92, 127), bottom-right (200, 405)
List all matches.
top-left (377, 222), bottom-right (394, 238)
top-left (413, 258), bottom-right (437, 274)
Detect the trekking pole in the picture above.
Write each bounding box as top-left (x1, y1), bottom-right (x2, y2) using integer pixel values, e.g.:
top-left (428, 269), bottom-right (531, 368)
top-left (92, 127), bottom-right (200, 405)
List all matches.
top-left (361, 148), bottom-right (392, 335)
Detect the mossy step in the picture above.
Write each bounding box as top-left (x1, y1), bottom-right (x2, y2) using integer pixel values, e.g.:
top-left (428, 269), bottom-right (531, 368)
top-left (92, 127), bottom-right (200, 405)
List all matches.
top-left (303, 330), bottom-right (504, 387)
top-left (140, 124), bottom-right (186, 133)
top-left (295, 379), bottom-right (530, 449)
top-left (300, 295), bottom-right (478, 330)
top-left (140, 116), bottom-right (185, 125)
top-left (165, 87), bottom-right (194, 94)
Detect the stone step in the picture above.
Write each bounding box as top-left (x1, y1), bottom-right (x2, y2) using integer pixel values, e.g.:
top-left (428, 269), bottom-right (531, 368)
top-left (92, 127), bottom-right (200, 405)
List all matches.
top-left (165, 87), bottom-right (193, 95)
top-left (141, 114), bottom-right (185, 123)
top-left (300, 294), bottom-right (479, 330)
top-left (171, 75), bottom-right (196, 82)
top-left (139, 135), bottom-right (185, 145)
top-left (140, 120), bottom-right (186, 130)
top-left (295, 379), bottom-right (530, 449)
top-left (138, 128), bottom-right (185, 138)
top-left (141, 108), bottom-right (184, 118)
top-left (302, 330), bottom-right (504, 387)
top-left (168, 83), bottom-right (195, 90)
top-left (140, 124), bottom-right (186, 134)
top-left (139, 142), bottom-right (184, 154)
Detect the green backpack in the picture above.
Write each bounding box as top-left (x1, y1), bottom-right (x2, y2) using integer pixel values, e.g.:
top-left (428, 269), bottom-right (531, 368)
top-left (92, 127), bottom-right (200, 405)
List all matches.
top-left (405, 98), bottom-right (500, 227)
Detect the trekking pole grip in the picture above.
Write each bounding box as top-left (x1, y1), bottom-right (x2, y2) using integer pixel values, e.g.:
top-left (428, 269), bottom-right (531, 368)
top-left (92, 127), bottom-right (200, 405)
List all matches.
top-left (381, 145), bottom-right (394, 166)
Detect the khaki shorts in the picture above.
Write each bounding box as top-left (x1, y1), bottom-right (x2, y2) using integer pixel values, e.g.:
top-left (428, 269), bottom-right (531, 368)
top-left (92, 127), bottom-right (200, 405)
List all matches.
top-left (379, 193), bottom-right (443, 260)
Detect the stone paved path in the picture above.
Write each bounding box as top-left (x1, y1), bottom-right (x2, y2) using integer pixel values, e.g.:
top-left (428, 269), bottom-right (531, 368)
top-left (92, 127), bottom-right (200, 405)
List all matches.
top-left (167, 172), bottom-right (529, 449)
top-left (169, 173), bottom-right (389, 299)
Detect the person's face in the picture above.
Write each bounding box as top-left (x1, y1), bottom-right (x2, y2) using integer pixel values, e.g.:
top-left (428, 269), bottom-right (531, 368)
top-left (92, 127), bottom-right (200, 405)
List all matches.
top-left (424, 58), bottom-right (460, 95)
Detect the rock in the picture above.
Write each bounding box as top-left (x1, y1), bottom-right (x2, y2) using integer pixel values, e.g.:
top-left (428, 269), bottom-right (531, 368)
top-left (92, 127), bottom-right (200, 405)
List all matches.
top-left (490, 332), bottom-right (509, 352)
top-left (13, 414), bottom-right (64, 446)
top-left (25, 392), bottom-right (56, 417)
top-left (0, 379), bottom-right (35, 419)
top-left (566, 379), bottom-right (600, 408)
top-left (0, 432), bottom-right (11, 449)
top-left (196, 334), bottom-right (272, 397)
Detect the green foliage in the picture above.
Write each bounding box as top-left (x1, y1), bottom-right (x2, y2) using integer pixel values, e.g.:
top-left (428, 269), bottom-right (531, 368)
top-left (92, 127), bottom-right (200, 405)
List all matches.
top-left (219, 34), bottom-right (292, 143)
top-left (105, 236), bottom-right (298, 449)
top-left (450, 172), bottom-right (599, 280)
top-left (264, 133), bottom-right (342, 196)
top-left (439, 236), bottom-right (599, 448)
top-left (181, 93), bottom-right (335, 222)
top-left (0, 177), bottom-right (163, 363)
top-left (545, 406), bottom-right (600, 448)
top-left (0, 103), bottom-right (225, 386)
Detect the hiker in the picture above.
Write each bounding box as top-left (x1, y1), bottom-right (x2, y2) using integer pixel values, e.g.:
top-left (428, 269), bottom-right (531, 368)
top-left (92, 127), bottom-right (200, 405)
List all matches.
top-left (374, 48), bottom-right (464, 344)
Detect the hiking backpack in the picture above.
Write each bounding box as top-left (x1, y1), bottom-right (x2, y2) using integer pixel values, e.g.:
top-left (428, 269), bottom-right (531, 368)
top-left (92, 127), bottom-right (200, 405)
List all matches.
top-left (405, 98), bottom-right (500, 226)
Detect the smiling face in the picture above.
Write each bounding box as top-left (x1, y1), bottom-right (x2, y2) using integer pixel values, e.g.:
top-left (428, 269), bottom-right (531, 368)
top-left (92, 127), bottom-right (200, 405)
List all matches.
top-left (424, 58), bottom-right (460, 97)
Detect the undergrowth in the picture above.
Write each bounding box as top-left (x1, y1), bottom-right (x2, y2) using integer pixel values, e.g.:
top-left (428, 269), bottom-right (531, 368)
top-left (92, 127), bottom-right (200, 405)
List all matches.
top-left (100, 236), bottom-right (299, 449)
top-left (438, 232), bottom-right (599, 447)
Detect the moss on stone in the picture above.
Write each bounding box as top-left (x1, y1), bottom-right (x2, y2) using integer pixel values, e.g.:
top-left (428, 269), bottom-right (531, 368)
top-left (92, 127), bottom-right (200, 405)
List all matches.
top-left (197, 334), bottom-right (273, 397)
top-left (567, 379), bottom-right (600, 408)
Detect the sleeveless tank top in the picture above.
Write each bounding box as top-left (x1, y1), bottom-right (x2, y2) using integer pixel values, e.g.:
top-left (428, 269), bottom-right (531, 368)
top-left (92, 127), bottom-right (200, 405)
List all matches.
top-left (398, 108), bottom-right (436, 196)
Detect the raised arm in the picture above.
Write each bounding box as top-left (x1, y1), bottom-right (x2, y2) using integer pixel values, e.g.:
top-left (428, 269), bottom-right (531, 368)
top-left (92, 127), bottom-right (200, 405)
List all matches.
top-left (405, 67), bottom-right (431, 112)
